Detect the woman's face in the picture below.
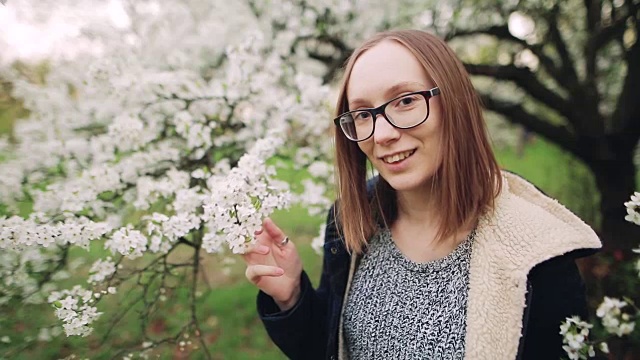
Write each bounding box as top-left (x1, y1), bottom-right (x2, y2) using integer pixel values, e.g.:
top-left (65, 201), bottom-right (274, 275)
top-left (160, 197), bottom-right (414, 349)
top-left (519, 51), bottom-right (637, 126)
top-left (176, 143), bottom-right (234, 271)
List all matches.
top-left (347, 40), bottom-right (444, 193)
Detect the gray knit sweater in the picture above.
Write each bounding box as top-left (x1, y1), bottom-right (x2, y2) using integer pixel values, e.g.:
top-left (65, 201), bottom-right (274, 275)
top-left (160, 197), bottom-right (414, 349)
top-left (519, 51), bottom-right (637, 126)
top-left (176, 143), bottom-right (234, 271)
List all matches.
top-left (343, 228), bottom-right (475, 359)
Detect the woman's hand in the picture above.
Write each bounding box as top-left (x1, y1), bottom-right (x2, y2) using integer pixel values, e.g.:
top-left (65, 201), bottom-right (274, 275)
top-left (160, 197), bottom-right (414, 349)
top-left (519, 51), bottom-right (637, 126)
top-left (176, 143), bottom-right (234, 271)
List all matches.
top-left (243, 218), bottom-right (303, 311)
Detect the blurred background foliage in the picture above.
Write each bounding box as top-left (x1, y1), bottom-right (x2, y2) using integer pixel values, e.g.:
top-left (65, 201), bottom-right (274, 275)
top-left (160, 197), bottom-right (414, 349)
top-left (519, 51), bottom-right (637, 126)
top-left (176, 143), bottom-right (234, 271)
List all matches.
top-left (1, 0), bottom-right (639, 358)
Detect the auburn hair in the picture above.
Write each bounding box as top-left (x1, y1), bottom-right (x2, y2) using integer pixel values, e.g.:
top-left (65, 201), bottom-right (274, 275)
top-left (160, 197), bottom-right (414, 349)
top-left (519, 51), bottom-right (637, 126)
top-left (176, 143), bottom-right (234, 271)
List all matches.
top-left (333, 29), bottom-right (502, 254)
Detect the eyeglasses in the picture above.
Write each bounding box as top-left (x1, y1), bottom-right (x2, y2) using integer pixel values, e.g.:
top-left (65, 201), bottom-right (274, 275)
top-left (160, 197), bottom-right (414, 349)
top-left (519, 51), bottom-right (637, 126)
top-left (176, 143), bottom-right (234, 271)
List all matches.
top-left (334, 87), bottom-right (440, 142)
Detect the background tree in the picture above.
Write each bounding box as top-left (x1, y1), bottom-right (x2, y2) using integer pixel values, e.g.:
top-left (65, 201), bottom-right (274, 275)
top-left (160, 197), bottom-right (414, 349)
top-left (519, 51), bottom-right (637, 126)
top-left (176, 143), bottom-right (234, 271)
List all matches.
top-left (0, 1), bottom-right (335, 357)
top-left (447, 0), bottom-right (640, 252)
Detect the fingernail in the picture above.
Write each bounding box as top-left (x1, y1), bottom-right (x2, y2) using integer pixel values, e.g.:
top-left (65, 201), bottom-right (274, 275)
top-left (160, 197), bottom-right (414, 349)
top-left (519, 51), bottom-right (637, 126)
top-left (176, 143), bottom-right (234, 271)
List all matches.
top-left (257, 245), bottom-right (269, 254)
top-left (275, 268), bottom-right (284, 275)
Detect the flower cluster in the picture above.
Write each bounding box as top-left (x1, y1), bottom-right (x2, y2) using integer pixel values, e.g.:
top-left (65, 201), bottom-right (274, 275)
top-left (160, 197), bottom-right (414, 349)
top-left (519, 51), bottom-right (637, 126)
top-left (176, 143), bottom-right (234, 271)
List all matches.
top-left (47, 286), bottom-right (105, 337)
top-left (560, 316), bottom-right (596, 360)
top-left (0, 214), bottom-right (111, 250)
top-left (561, 191), bottom-right (640, 359)
top-left (87, 257), bottom-right (117, 284)
top-left (624, 192), bottom-right (640, 225)
top-left (596, 297), bottom-right (636, 337)
top-left (631, 200), bottom-right (640, 275)
top-left (202, 136), bottom-right (291, 254)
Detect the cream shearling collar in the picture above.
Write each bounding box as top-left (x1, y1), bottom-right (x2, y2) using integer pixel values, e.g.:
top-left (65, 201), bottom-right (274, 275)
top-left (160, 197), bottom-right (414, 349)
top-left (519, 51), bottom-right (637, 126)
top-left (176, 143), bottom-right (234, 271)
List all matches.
top-left (338, 172), bottom-right (601, 360)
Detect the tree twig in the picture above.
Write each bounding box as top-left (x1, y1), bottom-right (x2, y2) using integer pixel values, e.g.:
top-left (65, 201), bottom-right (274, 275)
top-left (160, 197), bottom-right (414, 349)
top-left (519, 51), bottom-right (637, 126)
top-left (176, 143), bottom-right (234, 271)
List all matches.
top-left (480, 94), bottom-right (581, 158)
top-left (464, 62), bottom-right (575, 124)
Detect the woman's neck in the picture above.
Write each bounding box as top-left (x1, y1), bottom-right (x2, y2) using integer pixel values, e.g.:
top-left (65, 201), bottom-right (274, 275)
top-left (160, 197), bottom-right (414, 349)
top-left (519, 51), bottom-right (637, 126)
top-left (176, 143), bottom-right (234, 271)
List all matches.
top-left (394, 184), bottom-right (439, 226)
top-left (391, 184), bottom-right (476, 263)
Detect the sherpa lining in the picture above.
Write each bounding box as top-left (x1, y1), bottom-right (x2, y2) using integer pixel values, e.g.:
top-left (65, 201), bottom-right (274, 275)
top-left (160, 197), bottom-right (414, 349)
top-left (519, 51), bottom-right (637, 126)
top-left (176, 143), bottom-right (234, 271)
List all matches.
top-left (338, 172), bottom-right (601, 360)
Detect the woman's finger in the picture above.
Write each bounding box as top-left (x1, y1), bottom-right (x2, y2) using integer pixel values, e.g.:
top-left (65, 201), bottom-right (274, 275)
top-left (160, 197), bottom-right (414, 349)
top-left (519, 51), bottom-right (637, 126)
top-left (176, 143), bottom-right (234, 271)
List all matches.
top-left (244, 243), bottom-right (270, 256)
top-left (262, 218), bottom-right (287, 246)
top-left (241, 243), bottom-right (272, 266)
top-left (245, 264), bottom-right (284, 283)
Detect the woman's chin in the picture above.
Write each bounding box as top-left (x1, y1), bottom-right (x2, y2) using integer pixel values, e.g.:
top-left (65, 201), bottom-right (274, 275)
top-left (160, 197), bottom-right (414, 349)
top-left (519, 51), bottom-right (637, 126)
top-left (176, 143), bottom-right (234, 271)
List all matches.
top-left (383, 176), bottom-right (434, 194)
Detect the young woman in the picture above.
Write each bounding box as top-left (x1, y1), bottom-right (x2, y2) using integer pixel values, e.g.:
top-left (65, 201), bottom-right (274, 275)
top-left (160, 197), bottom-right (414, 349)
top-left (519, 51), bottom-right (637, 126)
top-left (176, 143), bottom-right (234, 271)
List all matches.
top-left (242, 29), bottom-right (601, 360)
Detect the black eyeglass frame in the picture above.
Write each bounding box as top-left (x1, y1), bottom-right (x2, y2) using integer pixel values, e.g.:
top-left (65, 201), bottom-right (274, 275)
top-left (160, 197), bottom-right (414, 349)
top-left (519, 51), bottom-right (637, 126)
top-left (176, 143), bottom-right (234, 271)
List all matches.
top-left (334, 87), bottom-right (441, 142)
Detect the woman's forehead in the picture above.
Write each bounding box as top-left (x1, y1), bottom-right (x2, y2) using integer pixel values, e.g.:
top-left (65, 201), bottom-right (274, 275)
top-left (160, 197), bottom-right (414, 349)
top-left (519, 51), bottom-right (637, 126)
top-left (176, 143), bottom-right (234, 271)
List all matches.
top-left (346, 40), bottom-right (431, 102)
top-left (347, 81), bottom-right (427, 109)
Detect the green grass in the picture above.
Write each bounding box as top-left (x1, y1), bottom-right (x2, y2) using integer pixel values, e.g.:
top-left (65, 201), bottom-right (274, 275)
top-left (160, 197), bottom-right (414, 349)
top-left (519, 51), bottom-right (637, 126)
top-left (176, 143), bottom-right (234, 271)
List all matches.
top-left (495, 136), bottom-right (601, 227)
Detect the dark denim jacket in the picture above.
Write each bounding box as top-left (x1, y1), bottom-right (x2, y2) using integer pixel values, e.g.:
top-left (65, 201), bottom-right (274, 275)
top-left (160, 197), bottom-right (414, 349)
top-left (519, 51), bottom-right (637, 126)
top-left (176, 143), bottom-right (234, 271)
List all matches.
top-left (258, 205), bottom-right (348, 360)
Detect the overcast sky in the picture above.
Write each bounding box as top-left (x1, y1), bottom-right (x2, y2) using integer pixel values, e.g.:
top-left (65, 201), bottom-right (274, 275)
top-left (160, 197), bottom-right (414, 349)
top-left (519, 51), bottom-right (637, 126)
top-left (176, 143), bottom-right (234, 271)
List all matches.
top-left (0, 1), bottom-right (128, 64)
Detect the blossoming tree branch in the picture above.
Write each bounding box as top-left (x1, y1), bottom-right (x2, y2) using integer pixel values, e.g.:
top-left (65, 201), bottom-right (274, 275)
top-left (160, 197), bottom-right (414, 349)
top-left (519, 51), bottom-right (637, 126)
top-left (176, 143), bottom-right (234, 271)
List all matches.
top-left (0, 0), bottom-right (342, 356)
top-left (560, 195), bottom-right (640, 359)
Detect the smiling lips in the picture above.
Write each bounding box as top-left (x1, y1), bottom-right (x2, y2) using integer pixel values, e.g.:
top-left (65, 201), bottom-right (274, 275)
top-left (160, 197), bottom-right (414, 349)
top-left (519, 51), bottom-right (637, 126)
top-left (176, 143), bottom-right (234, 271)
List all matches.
top-left (381, 149), bottom-right (415, 164)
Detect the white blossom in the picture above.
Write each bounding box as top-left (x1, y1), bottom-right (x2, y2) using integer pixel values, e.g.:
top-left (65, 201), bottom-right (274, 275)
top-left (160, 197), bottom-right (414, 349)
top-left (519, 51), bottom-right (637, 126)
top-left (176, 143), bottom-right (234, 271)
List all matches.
top-left (599, 342), bottom-right (609, 354)
top-left (311, 223), bottom-right (327, 255)
top-left (297, 179), bottom-right (333, 216)
top-left (36, 326), bottom-right (62, 342)
top-left (307, 161), bottom-right (332, 178)
top-left (624, 192), bottom-right (640, 225)
top-left (104, 226), bottom-right (148, 259)
top-left (87, 257), bottom-right (117, 284)
top-left (0, 215), bottom-right (111, 250)
top-left (560, 316), bottom-right (594, 360)
top-left (48, 286), bottom-right (102, 337)
top-left (596, 296), bottom-right (636, 337)
top-left (202, 137), bottom-right (291, 254)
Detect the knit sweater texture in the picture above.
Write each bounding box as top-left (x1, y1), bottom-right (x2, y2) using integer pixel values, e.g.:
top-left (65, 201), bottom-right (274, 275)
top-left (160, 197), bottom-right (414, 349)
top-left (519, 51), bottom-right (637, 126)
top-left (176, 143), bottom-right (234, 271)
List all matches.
top-left (343, 228), bottom-right (475, 359)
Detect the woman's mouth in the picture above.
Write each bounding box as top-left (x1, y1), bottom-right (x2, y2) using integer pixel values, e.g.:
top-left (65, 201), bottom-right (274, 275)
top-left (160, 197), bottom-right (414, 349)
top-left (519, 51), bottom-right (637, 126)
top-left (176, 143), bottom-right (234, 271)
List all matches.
top-left (381, 149), bottom-right (415, 164)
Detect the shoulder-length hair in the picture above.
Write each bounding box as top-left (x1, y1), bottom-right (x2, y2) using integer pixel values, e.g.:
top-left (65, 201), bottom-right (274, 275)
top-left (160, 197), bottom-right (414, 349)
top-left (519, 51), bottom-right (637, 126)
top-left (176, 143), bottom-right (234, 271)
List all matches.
top-left (334, 29), bottom-right (502, 254)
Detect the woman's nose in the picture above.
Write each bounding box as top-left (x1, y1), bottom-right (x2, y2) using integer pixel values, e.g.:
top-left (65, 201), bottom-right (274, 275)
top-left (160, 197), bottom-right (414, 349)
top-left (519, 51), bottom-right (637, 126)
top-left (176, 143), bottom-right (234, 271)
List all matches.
top-left (373, 114), bottom-right (400, 145)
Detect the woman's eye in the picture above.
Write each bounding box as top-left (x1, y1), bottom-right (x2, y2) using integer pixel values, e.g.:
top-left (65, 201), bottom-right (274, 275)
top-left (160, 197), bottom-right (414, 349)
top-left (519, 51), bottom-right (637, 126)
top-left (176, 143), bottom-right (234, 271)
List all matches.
top-left (400, 97), bottom-right (416, 106)
top-left (354, 112), bottom-right (370, 120)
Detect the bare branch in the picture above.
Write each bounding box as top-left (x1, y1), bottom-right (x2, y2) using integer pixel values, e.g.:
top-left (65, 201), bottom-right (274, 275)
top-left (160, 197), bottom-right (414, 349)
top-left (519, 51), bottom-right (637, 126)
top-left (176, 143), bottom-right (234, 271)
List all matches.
top-left (465, 63), bottom-right (576, 125)
top-left (16, 246), bottom-right (70, 302)
top-left (307, 51), bottom-right (335, 65)
top-left (317, 34), bottom-right (349, 53)
top-left (586, 15), bottom-right (629, 78)
top-left (178, 237), bottom-right (197, 248)
top-left (584, 0), bottom-right (601, 33)
top-left (190, 228), bottom-right (211, 359)
top-left (322, 53), bottom-right (350, 84)
top-left (545, 6), bottom-right (580, 88)
top-left (613, 30), bottom-right (640, 149)
top-left (302, 34), bottom-right (352, 84)
top-left (102, 293), bottom-right (145, 344)
top-left (480, 95), bottom-right (580, 157)
top-left (447, 26), bottom-right (565, 85)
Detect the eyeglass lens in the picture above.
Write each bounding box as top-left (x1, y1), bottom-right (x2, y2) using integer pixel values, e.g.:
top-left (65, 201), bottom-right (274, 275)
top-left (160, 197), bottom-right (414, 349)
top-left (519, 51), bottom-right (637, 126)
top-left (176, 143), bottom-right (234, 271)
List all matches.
top-left (338, 93), bottom-right (429, 141)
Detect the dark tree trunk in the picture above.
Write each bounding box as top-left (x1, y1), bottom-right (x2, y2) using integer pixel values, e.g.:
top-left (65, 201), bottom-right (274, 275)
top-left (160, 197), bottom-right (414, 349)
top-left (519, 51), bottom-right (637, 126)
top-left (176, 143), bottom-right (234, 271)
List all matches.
top-left (590, 152), bottom-right (639, 252)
